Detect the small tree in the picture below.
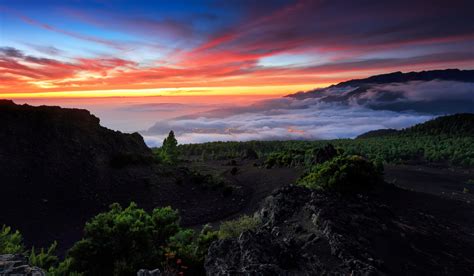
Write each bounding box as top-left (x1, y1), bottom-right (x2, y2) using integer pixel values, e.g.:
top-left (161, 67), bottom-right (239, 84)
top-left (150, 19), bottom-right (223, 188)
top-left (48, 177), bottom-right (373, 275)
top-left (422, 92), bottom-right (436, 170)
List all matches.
top-left (161, 130), bottom-right (178, 164)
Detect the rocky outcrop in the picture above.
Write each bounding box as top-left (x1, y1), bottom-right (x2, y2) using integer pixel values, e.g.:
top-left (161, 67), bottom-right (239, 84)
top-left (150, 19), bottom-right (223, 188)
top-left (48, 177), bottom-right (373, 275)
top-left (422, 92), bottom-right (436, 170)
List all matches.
top-left (0, 254), bottom-right (45, 276)
top-left (206, 185), bottom-right (474, 275)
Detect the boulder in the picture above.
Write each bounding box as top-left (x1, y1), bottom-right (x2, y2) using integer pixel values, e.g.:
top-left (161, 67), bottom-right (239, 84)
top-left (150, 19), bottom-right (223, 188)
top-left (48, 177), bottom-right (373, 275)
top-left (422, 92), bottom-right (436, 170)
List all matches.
top-left (0, 254), bottom-right (46, 276)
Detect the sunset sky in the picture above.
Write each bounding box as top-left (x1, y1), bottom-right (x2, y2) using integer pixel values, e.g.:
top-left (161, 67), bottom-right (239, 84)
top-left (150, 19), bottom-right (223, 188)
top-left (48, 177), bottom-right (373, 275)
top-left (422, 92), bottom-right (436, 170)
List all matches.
top-left (1, 0), bottom-right (474, 99)
top-left (1, 1), bottom-right (474, 144)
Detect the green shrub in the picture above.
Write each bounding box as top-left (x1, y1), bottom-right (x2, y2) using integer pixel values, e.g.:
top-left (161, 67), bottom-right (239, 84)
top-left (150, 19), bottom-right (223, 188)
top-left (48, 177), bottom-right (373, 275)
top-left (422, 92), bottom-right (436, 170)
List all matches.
top-left (1, 203), bottom-right (216, 275)
top-left (218, 215), bottom-right (261, 239)
top-left (0, 225), bottom-right (72, 274)
top-left (66, 203), bottom-right (180, 275)
top-left (0, 225), bottom-right (24, 254)
top-left (297, 155), bottom-right (383, 193)
top-left (48, 257), bottom-right (83, 276)
top-left (63, 202), bottom-right (214, 275)
top-left (164, 225), bottom-right (218, 275)
top-left (29, 241), bottom-right (59, 271)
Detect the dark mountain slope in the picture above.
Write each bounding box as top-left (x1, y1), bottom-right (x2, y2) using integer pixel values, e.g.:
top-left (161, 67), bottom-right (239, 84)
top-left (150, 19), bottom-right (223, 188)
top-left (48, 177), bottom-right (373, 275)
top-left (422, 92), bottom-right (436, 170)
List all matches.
top-left (289, 69), bottom-right (474, 114)
top-left (292, 69), bottom-right (474, 99)
top-left (335, 69), bottom-right (474, 87)
top-left (0, 100), bottom-right (245, 252)
top-left (357, 113), bottom-right (474, 138)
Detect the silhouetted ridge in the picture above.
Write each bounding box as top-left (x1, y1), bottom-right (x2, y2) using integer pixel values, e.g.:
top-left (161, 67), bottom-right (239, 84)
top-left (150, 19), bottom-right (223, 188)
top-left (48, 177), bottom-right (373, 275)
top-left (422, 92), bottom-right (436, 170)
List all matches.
top-left (0, 100), bottom-right (155, 252)
top-left (334, 69), bottom-right (474, 87)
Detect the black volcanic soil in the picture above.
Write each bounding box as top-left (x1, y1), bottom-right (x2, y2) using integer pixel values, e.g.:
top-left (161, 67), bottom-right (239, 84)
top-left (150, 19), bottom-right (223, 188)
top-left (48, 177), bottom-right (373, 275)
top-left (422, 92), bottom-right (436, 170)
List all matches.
top-left (187, 160), bottom-right (303, 225)
top-left (385, 164), bottom-right (474, 203)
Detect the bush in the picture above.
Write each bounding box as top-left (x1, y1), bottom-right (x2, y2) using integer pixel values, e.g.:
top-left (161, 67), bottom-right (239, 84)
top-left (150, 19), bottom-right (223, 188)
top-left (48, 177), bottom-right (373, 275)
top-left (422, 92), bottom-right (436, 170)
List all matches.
top-left (218, 215), bottom-right (261, 239)
top-left (163, 225), bottom-right (218, 275)
top-left (1, 203), bottom-right (217, 275)
top-left (1, 225), bottom-right (71, 274)
top-left (0, 225), bottom-right (24, 254)
top-left (66, 203), bottom-right (180, 275)
top-left (64, 202), bottom-right (215, 275)
top-left (297, 155), bottom-right (383, 193)
top-left (29, 241), bottom-right (59, 271)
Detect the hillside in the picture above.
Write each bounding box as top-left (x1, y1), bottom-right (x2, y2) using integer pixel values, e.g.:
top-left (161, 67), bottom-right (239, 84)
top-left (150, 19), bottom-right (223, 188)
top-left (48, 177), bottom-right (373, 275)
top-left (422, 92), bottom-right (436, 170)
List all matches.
top-left (357, 113), bottom-right (474, 138)
top-left (0, 100), bottom-right (247, 252)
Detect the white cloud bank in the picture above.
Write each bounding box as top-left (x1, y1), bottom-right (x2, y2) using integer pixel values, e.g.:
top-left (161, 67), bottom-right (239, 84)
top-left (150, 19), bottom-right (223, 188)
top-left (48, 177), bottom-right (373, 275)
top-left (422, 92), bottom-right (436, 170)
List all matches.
top-left (142, 80), bottom-right (474, 147)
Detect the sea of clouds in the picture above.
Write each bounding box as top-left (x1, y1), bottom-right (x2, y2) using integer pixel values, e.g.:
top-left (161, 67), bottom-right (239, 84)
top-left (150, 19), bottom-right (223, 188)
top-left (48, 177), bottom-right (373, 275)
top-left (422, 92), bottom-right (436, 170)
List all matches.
top-left (140, 80), bottom-right (474, 147)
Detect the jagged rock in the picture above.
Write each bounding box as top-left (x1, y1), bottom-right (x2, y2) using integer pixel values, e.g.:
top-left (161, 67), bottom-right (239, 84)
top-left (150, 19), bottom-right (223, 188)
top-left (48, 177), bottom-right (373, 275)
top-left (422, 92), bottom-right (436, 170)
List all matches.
top-left (205, 185), bottom-right (474, 275)
top-left (0, 254), bottom-right (46, 276)
top-left (137, 268), bottom-right (161, 276)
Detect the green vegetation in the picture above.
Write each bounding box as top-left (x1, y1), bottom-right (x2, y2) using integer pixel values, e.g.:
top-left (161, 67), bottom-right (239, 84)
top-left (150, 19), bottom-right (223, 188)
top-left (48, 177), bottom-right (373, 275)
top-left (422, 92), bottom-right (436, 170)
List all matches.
top-left (0, 225), bottom-right (63, 274)
top-left (157, 130), bottom-right (179, 164)
top-left (218, 215), bottom-right (261, 239)
top-left (264, 150), bottom-right (306, 168)
top-left (0, 225), bottom-right (24, 254)
top-left (298, 155), bottom-right (383, 193)
top-left (178, 135), bottom-right (474, 167)
top-left (177, 114), bottom-right (474, 167)
top-left (67, 203), bottom-right (216, 275)
top-left (1, 204), bottom-right (218, 276)
top-left (29, 242), bottom-right (59, 272)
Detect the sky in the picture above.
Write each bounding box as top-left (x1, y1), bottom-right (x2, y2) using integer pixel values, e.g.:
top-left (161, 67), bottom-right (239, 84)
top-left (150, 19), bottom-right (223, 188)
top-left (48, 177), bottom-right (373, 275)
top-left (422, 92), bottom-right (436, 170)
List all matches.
top-left (1, 0), bottom-right (474, 144)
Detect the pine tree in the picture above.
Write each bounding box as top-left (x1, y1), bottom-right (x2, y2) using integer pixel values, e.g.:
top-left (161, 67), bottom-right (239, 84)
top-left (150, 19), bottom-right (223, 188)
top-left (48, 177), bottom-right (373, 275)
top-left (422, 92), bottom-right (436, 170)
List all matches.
top-left (162, 130), bottom-right (178, 164)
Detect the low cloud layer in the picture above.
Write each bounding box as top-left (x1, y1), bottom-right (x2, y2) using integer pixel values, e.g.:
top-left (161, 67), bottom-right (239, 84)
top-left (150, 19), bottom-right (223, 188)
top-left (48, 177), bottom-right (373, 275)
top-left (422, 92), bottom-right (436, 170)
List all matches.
top-left (142, 80), bottom-right (474, 147)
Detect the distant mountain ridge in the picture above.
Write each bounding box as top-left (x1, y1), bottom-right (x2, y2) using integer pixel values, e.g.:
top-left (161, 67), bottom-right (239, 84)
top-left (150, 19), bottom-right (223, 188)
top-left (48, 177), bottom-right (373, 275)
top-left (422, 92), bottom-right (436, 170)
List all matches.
top-left (357, 113), bottom-right (474, 138)
top-left (291, 69), bottom-right (474, 98)
top-left (289, 69), bottom-right (474, 114)
top-left (334, 69), bottom-right (474, 87)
